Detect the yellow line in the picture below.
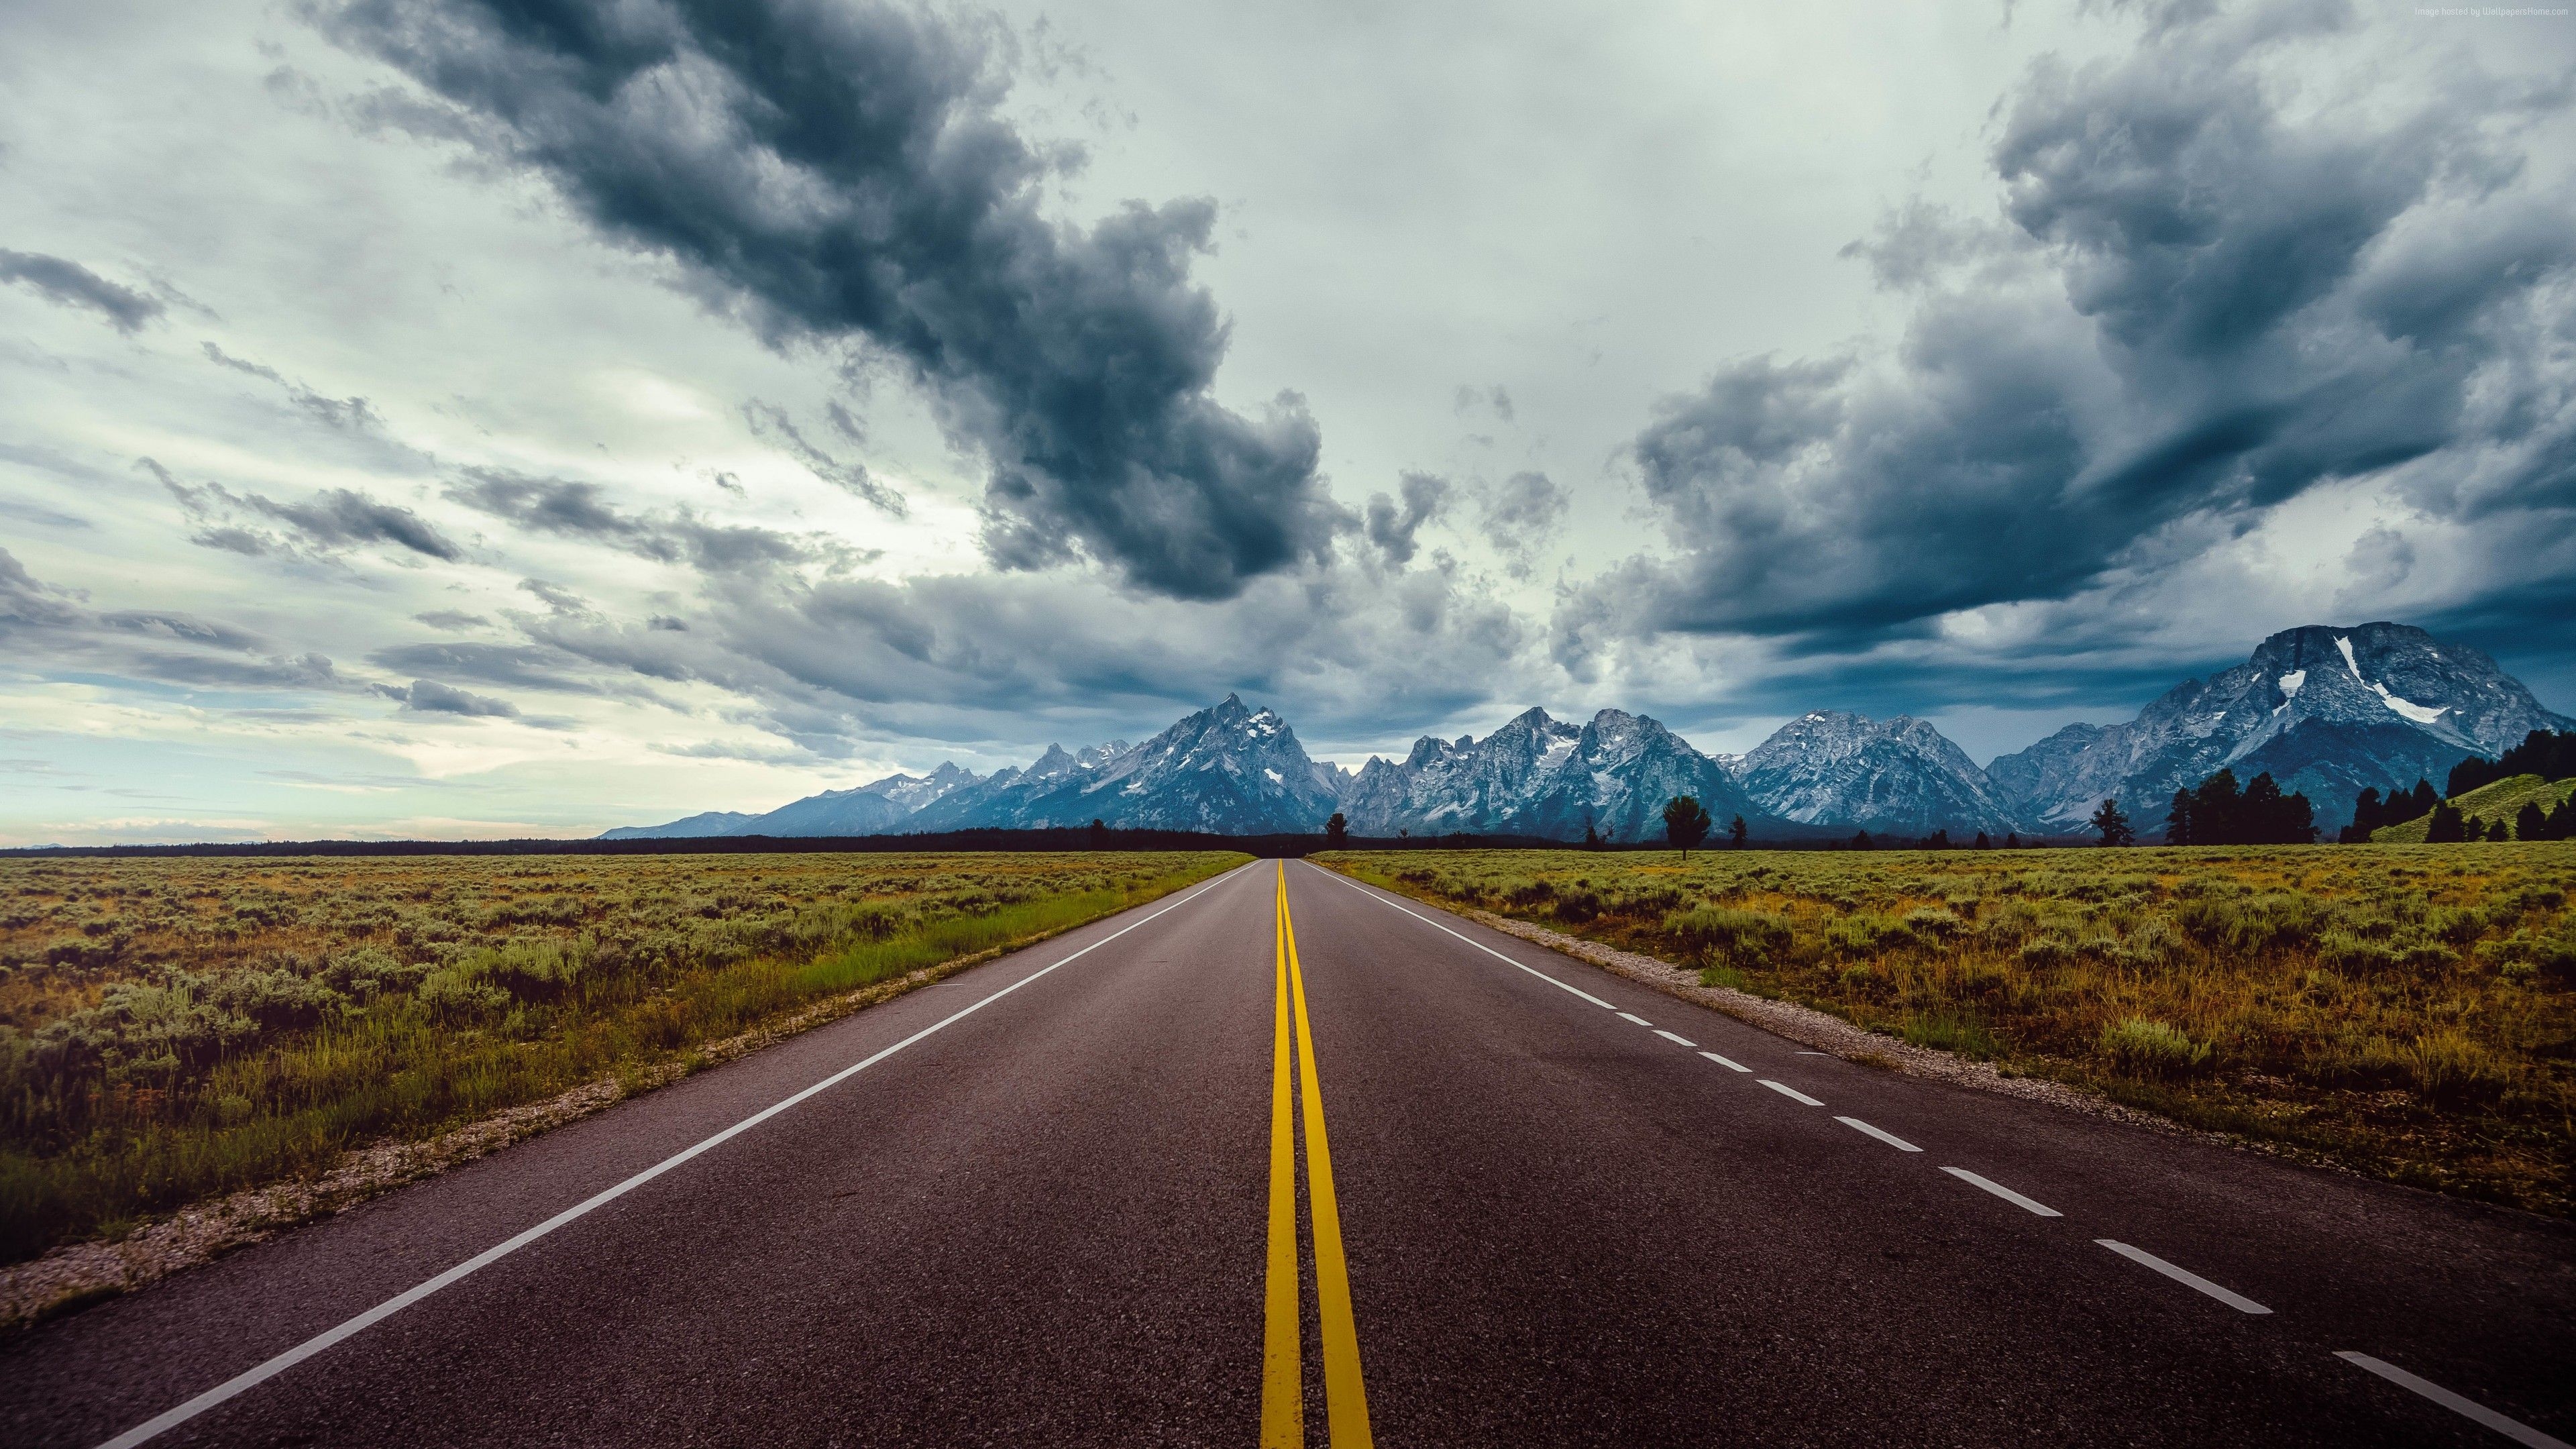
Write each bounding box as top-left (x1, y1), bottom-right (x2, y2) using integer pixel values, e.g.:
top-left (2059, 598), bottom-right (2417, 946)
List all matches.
top-left (1261, 867), bottom-right (1302, 1448)
top-left (1283, 867), bottom-right (1374, 1448)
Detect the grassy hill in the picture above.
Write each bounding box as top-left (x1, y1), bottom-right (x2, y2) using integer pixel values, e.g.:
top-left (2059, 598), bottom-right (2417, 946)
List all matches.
top-left (2374, 773), bottom-right (2576, 842)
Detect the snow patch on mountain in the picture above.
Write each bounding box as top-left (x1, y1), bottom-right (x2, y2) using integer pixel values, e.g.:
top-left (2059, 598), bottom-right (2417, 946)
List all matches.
top-left (1733, 712), bottom-right (2029, 837)
top-left (1989, 623), bottom-right (2572, 835)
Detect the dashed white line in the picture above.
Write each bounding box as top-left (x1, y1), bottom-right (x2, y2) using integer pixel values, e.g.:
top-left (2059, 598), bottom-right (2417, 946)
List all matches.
top-left (1699, 1051), bottom-right (1750, 1073)
top-left (2336, 1352), bottom-right (2570, 1448)
top-left (2096, 1240), bottom-right (2270, 1315)
top-left (1940, 1167), bottom-right (2061, 1217)
top-left (1654, 1030), bottom-right (1696, 1047)
top-left (1758, 1079), bottom-right (1825, 1107)
top-left (1835, 1116), bottom-right (1921, 1152)
top-left (1312, 867), bottom-right (1618, 1009)
top-left (85, 864), bottom-right (1256, 1449)
top-left (1617, 1012), bottom-right (1653, 1026)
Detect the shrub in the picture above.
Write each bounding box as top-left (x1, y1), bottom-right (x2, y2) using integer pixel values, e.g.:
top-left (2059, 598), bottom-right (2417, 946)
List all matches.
top-left (1662, 907), bottom-right (1791, 963)
top-left (2101, 1018), bottom-right (2212, 1078)
top-left (1900, 1009), bottom-right (1998, 1061)
top-left (2403, 1032), bottom-right (2510, 1106)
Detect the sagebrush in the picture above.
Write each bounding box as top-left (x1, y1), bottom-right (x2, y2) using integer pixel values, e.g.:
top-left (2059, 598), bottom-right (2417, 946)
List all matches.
top-left (1320, 845), bottom-right (2576, 1214)
top-left (0, 851), bottom-right (1240, 1261)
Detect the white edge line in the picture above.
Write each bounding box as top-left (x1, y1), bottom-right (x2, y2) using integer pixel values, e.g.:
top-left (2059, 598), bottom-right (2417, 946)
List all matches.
top-left (1835, 1116), bottom-right (1921, 1152)
top-left (2094, 1240), bottom-right (2271, 1315)
top-left (91, 862), bottom-right (1254, 1449)
top-left (1757, 1079), bottom-right (1825, 1107)
top-left (2336, 1352), bottom-right (2571, 1449)
top-left (1305, 862), bottom-right (1618, 1008)
top-left (1699, 1051), bottom-right (1750, 1073)
top-left (1654, 1030), bottom-right (1696, 1047)
top-left (1617, 1012), bottom-right (1653, 1026)
top-left (1939, 1167), bottom-right (2062, 1217)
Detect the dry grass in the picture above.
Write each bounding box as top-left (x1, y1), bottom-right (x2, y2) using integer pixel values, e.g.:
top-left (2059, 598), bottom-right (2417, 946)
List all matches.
top-left (0, 851), bottom-right (1243, 1262)
top-left (1318, 844), bottom-right (2576, 1214)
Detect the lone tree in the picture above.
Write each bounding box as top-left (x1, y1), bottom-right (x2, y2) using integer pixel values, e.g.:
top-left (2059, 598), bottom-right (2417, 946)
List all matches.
top-left (2090, 798), bottom-right (2135, 847)
top-left (1089, 818), bottom-right (1109, 849)
top-left (1729, 814), bottom-right (1749, 849)
top-left (1662, 795), bottom-right (1713, 859)
top-left (1324, 811), bottom-right (1348, 847)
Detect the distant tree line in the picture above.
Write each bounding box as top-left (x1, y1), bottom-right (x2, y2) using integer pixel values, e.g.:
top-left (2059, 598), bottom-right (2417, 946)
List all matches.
top-left (2162, 769), bottom-right (2317, 845)
top-left (2341, 780), bottom-right (2443, 842)
top-left (2339, 729), bottom-right (2576, 843)
top-left (2447, 729), bottom-right (2576, 798)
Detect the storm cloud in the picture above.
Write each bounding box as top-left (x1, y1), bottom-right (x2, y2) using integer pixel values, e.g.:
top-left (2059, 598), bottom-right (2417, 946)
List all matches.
top-left (152, 460), bottom-right (460, 561)
top-left (1585, 0), bottom-right (2576, 655)
top-left (446, 468), bottom-right (860, 575)
top-left (324, 0), bottom-right (1342, 599)
top-left (0, 249), bottom-right (164, 332)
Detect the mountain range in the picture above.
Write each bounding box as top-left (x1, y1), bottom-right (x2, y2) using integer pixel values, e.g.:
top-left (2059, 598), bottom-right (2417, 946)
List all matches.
top-left (604, 623), bottom-right (2571, 843)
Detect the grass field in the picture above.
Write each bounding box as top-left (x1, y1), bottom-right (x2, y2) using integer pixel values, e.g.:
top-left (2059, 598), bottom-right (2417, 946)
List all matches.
top-left (1319, 845), bottom-right (2576, 1214)
top-left (2373, 774), bottom-right (2576, 842)
top-left (0, 851), bottom-right (1242, 1263)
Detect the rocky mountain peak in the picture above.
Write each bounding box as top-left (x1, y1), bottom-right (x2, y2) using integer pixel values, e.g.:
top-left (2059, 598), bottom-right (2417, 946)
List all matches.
top-left (1988, 622), bottom-right (2573, 833)
top-left (1735, 710), bottom-right (2027, 837)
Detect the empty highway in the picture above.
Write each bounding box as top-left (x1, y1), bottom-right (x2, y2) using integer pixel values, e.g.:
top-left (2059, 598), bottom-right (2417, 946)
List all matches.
top-left (5, 859), bottom-right (2571, 1446)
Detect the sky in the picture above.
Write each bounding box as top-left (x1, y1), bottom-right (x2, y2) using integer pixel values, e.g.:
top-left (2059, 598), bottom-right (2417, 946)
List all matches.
top-left (3, 0), bottom-right (2574, 844)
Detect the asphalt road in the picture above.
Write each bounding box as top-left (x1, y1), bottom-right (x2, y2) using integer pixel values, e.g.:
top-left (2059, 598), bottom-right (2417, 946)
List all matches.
top-left (7, 859), bottom-right (2572, 1447)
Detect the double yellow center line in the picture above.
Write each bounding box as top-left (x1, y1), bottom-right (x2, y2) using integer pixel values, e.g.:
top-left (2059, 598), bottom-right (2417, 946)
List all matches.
top-left (1263, 864), bottom-right (1373, 1448)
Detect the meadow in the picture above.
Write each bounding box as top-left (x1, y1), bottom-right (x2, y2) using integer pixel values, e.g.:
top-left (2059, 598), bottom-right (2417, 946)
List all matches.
top-left (1320, 845), bottom-right (2576, 1214)
top-left (0, 851), bottom-right (1241, 1263)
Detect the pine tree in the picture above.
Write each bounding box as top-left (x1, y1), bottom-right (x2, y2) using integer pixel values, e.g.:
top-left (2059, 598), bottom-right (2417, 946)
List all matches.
top-left (2514, 802), bottom-right (2547, 842)
top-left (2407, 780), bottom-right (2440, 822)
top-left (1973, 831), bottom-right (1991, 849)
top-left (1729, 815), bottom-right (1749, 849)
top-left (2004, 832), bottom-right (2021, 849)
top-left (1324, 812), bottom-right (1348, 847)
top-left (2424, 801), bottom-right (2466, 844)
top-left (2545, 798), bottom-right (2576, 841)
top-left (1924, 828), bottom-right (1953, 850)
top-left (2192, 769), bottom-right (2243, 844)
top-left (2165, 788), bottom-right (2195, 846)
top-left (1662, 796), bottom-right (1712, 859)
top-left (2090, 798), bottom-right (2135, 847)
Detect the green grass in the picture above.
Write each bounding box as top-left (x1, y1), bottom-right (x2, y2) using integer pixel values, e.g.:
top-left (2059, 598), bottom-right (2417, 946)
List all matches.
top-left (1317, 843), bottom-right (2576, 1214)
top-left (2374, 775), bottom-right (2576, 842)
top-left (0, 851), bottom-right (1243, 1263)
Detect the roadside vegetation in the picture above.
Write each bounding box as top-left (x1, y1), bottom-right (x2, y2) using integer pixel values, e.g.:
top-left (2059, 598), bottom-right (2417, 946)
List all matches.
top-left (1318, 845), bottom-right (2576, 1214)
top-left (0, 851), bottom-right (1240, 1263)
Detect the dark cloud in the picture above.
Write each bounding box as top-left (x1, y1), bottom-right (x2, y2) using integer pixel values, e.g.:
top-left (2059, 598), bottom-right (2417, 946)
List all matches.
top-left (414, 610), bottom-right (492, 630)
top-left (445, 467), bottom-right (862, 574)
top-left (516, 577), bottom-right (591, 614)
top-left (1482, 470), bottom-right (1567, 553)
top-left (325, 0), bottom-right (1341, 599)
top-left (396, 677), bottom-right (521, 716)
top-left (497, 557), bottom-right (1529, 760)
top-left (1581, 1), bottom-right (2576, 658)
top-left (150, 458), bottom-right (460, 560)
top-left (0, 249), bottom-right (164, 332)
top-left (201, 343), bottom-right (390, 434)
top-left (1363, 472), bottom-right (1450, 566)
top-left (3, 546), bottom-right (352, 694)
top-left (742, 401), bottom-right (904, 515)
top-left (369, 639), bottom-right (615, 694)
